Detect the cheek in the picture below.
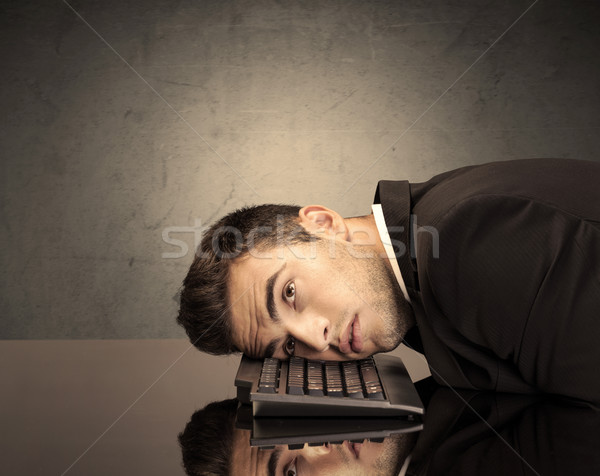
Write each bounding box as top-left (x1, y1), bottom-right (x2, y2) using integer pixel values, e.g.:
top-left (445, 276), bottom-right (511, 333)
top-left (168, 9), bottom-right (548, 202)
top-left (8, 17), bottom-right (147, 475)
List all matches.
top-left (309, 453), bottom-right (354, 475)
top-left (299, 346), bottom-right (343, 361)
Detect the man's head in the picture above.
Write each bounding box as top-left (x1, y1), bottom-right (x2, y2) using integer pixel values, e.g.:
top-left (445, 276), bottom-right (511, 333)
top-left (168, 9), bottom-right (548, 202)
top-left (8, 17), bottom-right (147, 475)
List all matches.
top-left (231, 426), bottom-right (416, 476)
top-left (177, 205), bottom-right (312, 354)
top-left (179, 398), bottom-right (418, 476)
top-left (178, 399), bottom-right (238, 476)
top-left (177, 204), bottom-right (414, 360)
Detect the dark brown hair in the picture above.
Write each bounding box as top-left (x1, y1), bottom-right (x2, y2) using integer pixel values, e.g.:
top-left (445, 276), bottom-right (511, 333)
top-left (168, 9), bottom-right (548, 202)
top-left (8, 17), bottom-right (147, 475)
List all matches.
top-left (178, 399), bottom-right (238, 476)
top-left (177, 204), bottom-right (317, 354)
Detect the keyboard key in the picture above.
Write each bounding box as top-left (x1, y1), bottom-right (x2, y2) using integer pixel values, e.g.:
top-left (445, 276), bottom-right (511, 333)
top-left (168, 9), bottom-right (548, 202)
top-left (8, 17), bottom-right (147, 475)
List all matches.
top-left (359, 359), bottom-right (385, 400)
top-left (324, 362), bottom-right (344, 397)
top-left (258, 358), bottom-right (280, 393)
top-left (287, 357), bottom-right (306, 395)
top-left (307, 360), bottom-right (324, 396)
top-left (342, 362), bottom-right (364, 398)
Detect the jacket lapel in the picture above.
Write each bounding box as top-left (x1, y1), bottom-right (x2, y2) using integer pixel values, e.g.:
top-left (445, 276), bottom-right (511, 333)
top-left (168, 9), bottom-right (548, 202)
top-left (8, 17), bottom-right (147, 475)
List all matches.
top-left (374, 180), bottom-right (418, 292)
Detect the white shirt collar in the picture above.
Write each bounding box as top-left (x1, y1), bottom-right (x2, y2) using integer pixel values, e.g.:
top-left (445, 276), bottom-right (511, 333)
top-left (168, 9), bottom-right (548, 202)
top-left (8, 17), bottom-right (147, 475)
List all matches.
top-left (371, 204), bottom-right (410, 302)
top-left (398, 453), bottom-right (412, 476)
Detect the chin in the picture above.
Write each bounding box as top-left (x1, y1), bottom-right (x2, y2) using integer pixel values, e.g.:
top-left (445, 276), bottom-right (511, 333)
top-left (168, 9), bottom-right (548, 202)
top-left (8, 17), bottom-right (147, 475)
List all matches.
top-left (373, 341), bottom-right (396, 354)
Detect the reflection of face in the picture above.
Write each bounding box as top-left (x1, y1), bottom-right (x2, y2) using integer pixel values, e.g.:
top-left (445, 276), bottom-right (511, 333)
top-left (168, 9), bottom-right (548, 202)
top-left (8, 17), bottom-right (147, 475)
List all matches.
top-left (228, 239), bottom-right (413, 360)
top-left (230, 427), bottom-right (415, 476)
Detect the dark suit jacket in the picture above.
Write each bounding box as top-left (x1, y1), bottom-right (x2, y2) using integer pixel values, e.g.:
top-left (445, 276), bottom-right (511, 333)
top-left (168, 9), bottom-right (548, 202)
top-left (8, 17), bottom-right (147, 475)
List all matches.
top-left (374, 159), bottom-right (600, 405)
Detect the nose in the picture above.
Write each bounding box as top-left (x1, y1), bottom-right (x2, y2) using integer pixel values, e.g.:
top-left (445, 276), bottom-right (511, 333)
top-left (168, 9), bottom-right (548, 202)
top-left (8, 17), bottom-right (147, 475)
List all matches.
top-left (303, 443), bottom-right (331, 457)
top-left (288, 314), bottom-right (331, 352)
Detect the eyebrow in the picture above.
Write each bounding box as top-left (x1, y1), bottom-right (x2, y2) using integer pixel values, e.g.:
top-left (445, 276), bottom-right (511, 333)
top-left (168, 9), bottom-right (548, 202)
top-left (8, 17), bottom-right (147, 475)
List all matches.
top-left (266, 263), bottom-right (286, 323)
top-left (268, 447), bottom-right (283, 476)
top-left (264, 339), bottom-right (279, 359)
top-left (262, 263), bottom-right (287, 358)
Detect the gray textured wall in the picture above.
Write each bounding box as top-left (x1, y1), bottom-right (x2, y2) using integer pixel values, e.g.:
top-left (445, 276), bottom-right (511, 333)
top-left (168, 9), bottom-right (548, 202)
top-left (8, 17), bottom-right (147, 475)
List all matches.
top-left (1, 0), bottom-right (600, 339)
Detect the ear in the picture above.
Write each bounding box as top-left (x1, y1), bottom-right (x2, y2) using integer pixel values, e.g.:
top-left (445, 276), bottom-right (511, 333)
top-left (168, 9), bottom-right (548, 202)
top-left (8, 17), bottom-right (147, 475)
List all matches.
top-left (298, 205), bottom-right (349, 241)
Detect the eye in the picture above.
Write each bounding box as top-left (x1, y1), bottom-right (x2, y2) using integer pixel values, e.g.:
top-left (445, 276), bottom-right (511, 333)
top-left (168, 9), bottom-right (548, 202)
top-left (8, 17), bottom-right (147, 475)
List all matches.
top-left (284, 336), bottom-right (296, 357)
top-left (283, 281), bottom-right (296, 303)
top-left (285, 459), bottom-right (297, 476)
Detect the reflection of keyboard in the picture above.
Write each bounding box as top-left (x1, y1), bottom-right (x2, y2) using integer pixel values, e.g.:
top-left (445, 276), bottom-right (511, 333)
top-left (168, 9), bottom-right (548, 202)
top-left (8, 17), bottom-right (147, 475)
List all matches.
top-left (236, 403), bottom-right (423, 449)
top-left (235, 354), bottom-right (424, 418)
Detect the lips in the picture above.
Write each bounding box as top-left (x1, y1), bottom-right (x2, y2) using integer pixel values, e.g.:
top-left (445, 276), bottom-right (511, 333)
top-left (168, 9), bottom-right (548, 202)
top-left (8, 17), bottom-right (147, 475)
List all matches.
top-left (339, 315), bottom-right (364, 354)
top-left (344, 440), bottom-right (362, 459)
top-left (350, 316), bottom-right (363, 353)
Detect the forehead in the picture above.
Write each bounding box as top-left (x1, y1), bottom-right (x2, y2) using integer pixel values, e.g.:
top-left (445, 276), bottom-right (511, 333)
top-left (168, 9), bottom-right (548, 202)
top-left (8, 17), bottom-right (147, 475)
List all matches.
top-left (230, 428), bottom-right (273, 476)
top-left (227, 250), bottom-right (285, 357)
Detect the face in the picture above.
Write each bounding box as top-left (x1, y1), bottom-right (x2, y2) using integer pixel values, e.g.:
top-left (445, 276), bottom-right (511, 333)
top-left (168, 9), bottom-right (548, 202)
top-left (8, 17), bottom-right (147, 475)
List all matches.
top-left (228, 238), bottom-right (413, 360)
top-left (230, 428), bottom-right (415, 476)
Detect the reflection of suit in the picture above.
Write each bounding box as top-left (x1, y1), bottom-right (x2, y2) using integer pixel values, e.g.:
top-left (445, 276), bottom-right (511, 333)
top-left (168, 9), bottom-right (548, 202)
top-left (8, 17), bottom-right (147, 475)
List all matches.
top-left (408, 384), bottom-right (600, 475)
top-left (374, 159), bottom-right (600, 405)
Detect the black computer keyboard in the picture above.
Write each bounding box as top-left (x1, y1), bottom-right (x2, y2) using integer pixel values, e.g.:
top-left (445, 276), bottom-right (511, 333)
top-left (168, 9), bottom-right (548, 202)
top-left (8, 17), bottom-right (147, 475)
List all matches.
top-left (234, 354), bottom-right (424, 448)
top-left (235, 354), bottom-right (424, 418)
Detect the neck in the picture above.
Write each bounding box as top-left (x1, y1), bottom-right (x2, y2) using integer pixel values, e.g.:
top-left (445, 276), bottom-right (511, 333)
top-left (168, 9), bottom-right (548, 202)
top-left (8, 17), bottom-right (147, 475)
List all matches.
top-left (344, 214), bottom-right (386, 256)
top-left (345, 214), bottom-right (408, 298)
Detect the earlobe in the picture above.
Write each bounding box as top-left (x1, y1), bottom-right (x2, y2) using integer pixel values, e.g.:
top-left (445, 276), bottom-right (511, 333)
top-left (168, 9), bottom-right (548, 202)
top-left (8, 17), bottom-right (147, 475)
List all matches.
top-left (299, 205), bottom-right (349, 240)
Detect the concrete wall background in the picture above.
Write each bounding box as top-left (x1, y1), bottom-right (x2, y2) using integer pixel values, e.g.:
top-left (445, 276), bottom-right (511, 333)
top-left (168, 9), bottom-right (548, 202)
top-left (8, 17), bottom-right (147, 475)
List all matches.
top-left (2, 0), bottom-right (599, 340)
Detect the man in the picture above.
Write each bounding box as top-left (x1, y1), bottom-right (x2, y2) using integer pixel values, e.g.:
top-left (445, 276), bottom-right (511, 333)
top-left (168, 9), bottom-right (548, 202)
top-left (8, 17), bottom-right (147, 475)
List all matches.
top-left (178, 399), bottom-right (417, 476)
top-left (178, 159), bottom-right (600, 404)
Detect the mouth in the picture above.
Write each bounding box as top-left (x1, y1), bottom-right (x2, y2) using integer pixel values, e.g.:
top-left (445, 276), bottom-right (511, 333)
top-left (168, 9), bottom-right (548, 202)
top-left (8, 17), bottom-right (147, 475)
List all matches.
top-left (339, 315), bottom-right (364, 354)
top-left (344, 440), bottom-right (362, 459)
